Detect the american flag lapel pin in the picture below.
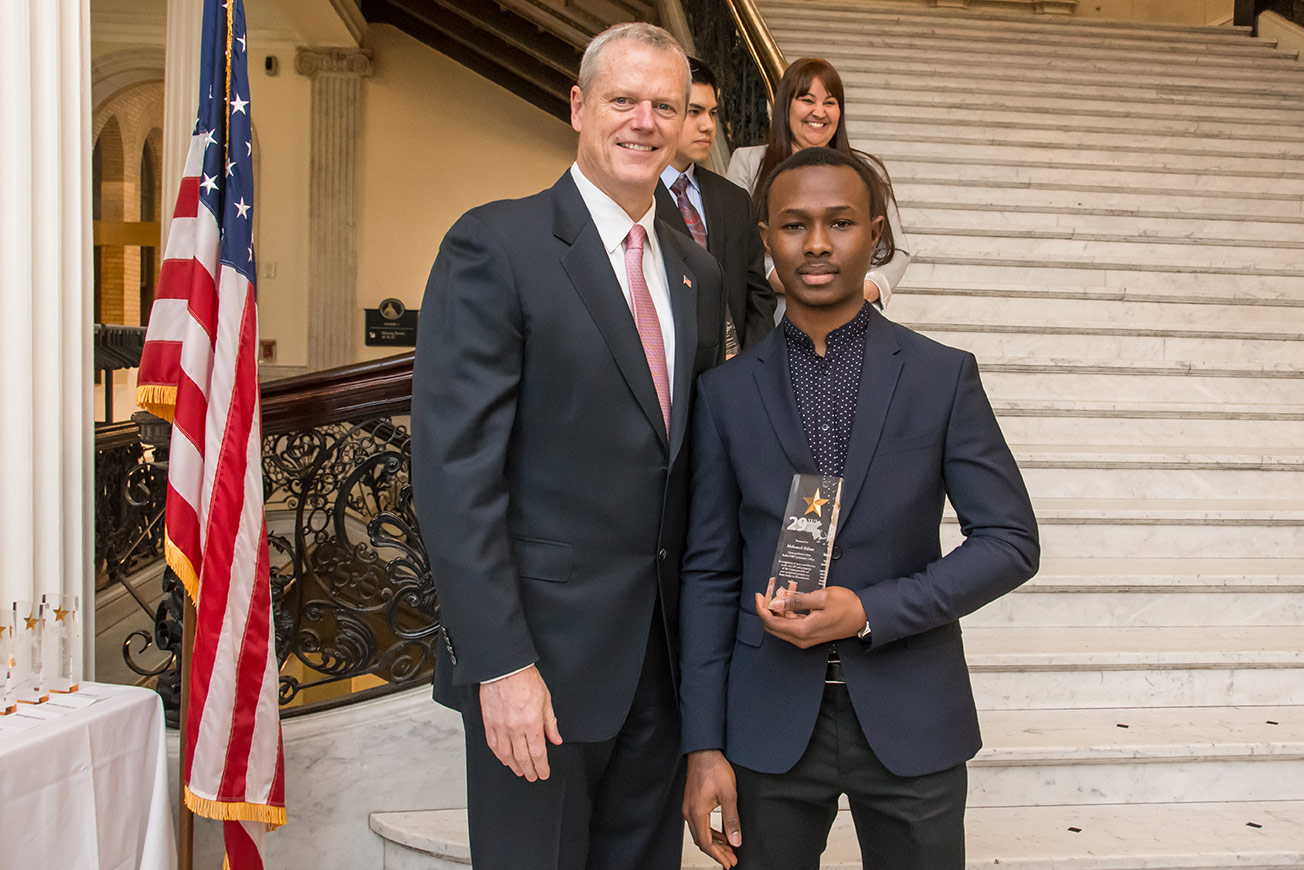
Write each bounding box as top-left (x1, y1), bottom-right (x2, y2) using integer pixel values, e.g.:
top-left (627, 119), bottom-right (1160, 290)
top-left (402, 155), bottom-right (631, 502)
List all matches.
top-left (683, 275), bottom-right (692, 289)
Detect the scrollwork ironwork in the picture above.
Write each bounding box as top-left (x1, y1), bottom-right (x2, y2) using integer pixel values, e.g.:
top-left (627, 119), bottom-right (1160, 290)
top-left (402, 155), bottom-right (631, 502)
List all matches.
top-left (681, 0), bottom-right (772, 152)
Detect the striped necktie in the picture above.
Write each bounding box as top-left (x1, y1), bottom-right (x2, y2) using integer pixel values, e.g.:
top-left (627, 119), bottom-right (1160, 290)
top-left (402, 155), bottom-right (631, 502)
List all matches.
top-left (624, 224), bottom-right (670, 435)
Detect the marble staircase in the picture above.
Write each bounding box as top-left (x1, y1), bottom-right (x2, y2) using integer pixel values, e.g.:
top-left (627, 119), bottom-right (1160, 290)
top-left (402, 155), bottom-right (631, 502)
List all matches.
top-left (370, 3), bottom-right (1304, 867)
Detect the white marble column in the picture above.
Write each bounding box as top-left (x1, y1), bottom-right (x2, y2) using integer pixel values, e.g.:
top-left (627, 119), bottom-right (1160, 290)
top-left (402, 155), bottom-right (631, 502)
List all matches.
top-left (296, 47), bottom-right (373, 371)
top-left (0, 0), bottom-right (95, 671)
top-left (162, 0), bottom-right (202, 251)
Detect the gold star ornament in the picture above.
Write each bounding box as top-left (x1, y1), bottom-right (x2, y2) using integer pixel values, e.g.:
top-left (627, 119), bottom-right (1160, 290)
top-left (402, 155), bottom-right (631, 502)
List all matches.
top-left (54, 607), bottom-right (70, 623)
top-left (23, 615), bottom-right (39, 632)
top-left (803, 488), bottom-right (829, 517)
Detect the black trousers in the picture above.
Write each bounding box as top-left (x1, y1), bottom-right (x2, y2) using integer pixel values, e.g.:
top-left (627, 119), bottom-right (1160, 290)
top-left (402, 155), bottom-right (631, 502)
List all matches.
top-left (463, 611), bottom-right (686, 870)
top-left (733, 683), bottom-right (967, 870)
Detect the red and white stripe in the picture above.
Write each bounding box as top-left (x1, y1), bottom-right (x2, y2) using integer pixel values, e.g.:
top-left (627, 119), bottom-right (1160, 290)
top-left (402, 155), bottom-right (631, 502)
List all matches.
top-left (138, 128), bottom-right (286, 865)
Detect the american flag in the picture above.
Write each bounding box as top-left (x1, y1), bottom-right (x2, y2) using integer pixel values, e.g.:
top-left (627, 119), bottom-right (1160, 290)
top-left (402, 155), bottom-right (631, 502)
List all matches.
top-left (136, 0), bottom-right (286, 865)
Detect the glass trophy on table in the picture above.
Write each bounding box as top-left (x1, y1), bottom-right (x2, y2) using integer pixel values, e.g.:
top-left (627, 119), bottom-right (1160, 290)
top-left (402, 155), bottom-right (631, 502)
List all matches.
top-left (42, 593), bottom-right (81, 694)
top-left (12, 600), bottom-right (47, 704)
top-left (1, 609), bottom-right (15, 714)
top-left (768, 473), bottom-right (844, 609)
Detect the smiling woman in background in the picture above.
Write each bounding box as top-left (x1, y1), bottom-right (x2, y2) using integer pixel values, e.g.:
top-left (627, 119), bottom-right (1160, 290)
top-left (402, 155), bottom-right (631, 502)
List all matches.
top-left (727, 57), bottom-right (911, 311)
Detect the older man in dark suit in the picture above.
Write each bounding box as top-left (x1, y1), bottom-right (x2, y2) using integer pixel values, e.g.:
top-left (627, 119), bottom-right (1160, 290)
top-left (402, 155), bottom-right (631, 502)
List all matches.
top-left (412, 22), bottom-right (725, 870)
top-left (679, 147), bottom-right (1039, 870)
top-left (657, 58), bottom-right (776, 355)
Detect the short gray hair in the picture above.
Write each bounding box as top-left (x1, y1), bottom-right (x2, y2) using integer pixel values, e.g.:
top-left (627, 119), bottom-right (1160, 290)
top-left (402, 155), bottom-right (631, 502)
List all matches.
top-left (577, 22), bottom-right (691, 102)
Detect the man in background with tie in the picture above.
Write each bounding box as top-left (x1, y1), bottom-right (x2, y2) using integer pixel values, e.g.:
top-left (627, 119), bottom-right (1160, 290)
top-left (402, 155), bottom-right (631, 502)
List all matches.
top-left (658, 58), bottom-right (776, 356)
top-left (412, 22), bottom-right (726, 870)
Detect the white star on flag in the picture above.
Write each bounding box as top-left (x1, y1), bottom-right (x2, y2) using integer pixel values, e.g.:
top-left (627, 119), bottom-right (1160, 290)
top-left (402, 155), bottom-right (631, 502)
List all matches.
top-left (231, 94), bottom-right (248, 115)
top-left (234, 198), bottom-right (251, 218)
top-left (200, 174), bottom-right (218, 194)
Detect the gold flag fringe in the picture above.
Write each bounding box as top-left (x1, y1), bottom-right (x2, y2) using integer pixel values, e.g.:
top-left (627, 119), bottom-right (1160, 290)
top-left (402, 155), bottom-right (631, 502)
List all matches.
top-left (135, 384), bottom-right (177, 423)
top-left (164, 532), bottom-right (201, 607)
top-left (185, 787), bottom-right (287, 830)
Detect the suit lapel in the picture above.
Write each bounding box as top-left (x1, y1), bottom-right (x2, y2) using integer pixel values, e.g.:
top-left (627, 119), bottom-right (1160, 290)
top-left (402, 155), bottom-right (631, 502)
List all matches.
top-left (655, 182), bottom-right (690, 239)
top-left (554, 174), bottom-right (669, 449)
top-left (696, 171), bottom-right (728, 263)
top-left (659, 222), bottom-right (698, 464)
top-left (751, 328), bottom-right (817, 474)
top-left (837, 310), bottom-right (903, 525)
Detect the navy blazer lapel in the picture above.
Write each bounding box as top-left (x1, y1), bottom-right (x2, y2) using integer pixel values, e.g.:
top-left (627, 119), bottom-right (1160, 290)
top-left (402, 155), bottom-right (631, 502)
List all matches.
top-left (659, 221), bottom-right (697, 464)
top-left (553, 174), bottom-right (668, 448)
top-left (751, 327), bottom-right (817, 474)
top-left (837, 309), bottom-right (903, 525)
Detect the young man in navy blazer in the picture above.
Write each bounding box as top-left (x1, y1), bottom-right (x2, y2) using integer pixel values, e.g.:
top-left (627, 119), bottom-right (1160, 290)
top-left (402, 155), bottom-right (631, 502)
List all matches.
top-left (679, 147), bottom-right (1039, 869)
top-left (656, 58), bottom-right (776, 355)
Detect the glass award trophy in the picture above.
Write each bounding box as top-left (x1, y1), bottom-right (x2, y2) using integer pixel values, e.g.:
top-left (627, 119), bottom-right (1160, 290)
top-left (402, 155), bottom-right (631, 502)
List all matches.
top-left (42, 593), bottom-right (81, 694)
top-left (13, 600), bottom-right (47, 704)
top-left (769, 473), bottom-right (843, 599)
top-left (1, 610), bottom-right (15, 715)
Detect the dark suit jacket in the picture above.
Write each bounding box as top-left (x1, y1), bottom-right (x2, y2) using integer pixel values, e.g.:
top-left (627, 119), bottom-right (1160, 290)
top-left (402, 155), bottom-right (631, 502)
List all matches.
top-left (412, 171), bottom-right (725, 743)
top-left (679, 309), bottom-right (1039, 777)
top-left (656, 166), bottom-right (776, 350)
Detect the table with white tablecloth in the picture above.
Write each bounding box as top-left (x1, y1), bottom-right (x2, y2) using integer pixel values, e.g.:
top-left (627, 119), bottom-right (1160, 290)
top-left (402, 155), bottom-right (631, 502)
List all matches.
top-left (0, 682), bottom-right (176, 870)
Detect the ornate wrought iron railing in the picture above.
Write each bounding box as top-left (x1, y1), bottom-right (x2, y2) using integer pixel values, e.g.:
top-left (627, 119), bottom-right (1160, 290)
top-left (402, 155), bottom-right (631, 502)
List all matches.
top-left (104, 353), bottom-right (439, 720)
top-left (679, 0), bottom-right (782, 150)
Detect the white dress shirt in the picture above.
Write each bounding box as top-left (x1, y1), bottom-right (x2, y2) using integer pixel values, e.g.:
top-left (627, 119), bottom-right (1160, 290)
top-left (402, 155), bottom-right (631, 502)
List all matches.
top-left (659, 163), bottom-right (709, 238)
top-left (570, 163), bottom-right (676, 401)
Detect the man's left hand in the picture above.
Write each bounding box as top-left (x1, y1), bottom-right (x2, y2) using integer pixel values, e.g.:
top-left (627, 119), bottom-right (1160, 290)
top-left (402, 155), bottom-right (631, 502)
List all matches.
top-left (755, 585), bottom-right (867, 648)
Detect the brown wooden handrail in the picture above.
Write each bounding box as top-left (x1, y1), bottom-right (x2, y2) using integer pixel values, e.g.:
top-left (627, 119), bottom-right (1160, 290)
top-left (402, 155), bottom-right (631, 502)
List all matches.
top-left (260, 353), bottom-right (414, 435)
top-left (723, 0), bottom-right (786, 100)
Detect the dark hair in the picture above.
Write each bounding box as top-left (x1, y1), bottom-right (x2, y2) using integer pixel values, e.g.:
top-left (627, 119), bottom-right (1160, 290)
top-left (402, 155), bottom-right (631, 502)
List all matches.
top-left (756, 147), bottom-right (897, 268)
top-left (687, 56), bottom-right (717, 92)
top-left (752, 58), bottom-right (853, 198)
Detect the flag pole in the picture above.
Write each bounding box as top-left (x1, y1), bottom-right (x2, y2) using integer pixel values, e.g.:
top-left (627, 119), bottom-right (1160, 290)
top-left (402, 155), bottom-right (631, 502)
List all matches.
top-left (178, 595), bottom-right (196, 870)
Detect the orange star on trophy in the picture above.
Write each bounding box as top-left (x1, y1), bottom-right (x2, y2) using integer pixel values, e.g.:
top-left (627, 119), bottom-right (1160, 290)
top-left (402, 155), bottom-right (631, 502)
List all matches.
top-left (54, 607), bottom-right (70, 623)
top-left (23, 615), bottom-right (39, 631)
top-left (803, 488), bottom-right (829, 517)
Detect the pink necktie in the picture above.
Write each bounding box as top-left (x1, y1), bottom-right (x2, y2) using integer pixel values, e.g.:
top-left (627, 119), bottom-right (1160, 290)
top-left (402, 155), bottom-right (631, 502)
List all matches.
top-left (624, 224), bottom-right (670, 435)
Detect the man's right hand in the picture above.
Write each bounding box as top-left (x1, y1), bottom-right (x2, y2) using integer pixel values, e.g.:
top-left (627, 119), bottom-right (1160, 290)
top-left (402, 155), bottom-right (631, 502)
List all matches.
top-left (684, 749), bottom-right (742, 868)
top-left (479, 665), bottom-right (562, 782)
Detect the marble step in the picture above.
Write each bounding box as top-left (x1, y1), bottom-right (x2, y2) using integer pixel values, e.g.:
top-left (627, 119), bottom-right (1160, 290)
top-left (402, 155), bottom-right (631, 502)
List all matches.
top-left (765, 15), bottom-right (1269, 59)
top-left (372, 801), bottom-right (1304, 869)
top-left (844, 68), bottom-right (1304, 113)
top-left (908, 230), bottom-right (1304, 266)
top-left (966, 625), bottom-right (1304, 709)
top-left (885, 158), bottom-right (1304, 197)
top-left (894, 279), bottom-right (1304, 308)
top-left (840, 98), bottom-right (1304, 140)
top-left (943, 498), bottom-right (1304, 559)
top-left (972, 553), bottom-right (1304, 626)
top-left (979, 365), bottom-right (1304, 407)
top-left (759, 0), bottom-right (1260, 44)
top-left (991, 399), bottom-right (1304, 449)
top-left (825, 47), bottom-right (1304, 98)
top-left (899, 207), bottom-right (1304, 244)
top-left (849, 116), bottom-right (1304, 158)
top-left (905, 259), bottom-right (1304, 300)
top-left (893, 179), bottom-right (1304, 219)
top-left (908, 322), bottom-right (1304, 366)
top-left (879, 140), bottom-right (1304, 179)
top-left (839, 85), bottom-right (1304, 129)
top-left (970, 706), bottom-right (1304, 806)
top-left (891, 292), bottom-right (1304, 330)
top-left (773, 28), bottom-right (1295, 67)
top-left (1010, 446), bottom-right (1304, 502)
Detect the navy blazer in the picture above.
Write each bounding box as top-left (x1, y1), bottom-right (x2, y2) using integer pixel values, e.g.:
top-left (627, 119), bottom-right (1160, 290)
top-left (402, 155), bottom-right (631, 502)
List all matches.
top-left (679, 308), bottom-right (1038, 777)
top-left (413, 171), bottom-right (725, 742)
